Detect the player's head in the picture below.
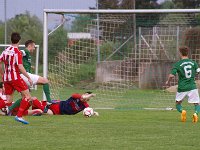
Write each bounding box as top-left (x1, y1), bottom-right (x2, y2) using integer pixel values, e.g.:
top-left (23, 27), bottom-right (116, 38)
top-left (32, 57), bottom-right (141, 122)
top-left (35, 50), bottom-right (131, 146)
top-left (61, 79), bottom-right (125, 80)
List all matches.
top-left (179, 46), bottom-right (189, 57)
top-left (25, 40), bottom-right (35, 52)
top-left (11, 32), bottom-right (21, 44)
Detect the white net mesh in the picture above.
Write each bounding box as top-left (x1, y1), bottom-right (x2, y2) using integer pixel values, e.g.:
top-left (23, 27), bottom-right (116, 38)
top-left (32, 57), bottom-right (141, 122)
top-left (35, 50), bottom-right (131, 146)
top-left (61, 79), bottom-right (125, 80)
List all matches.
top-left (47, 12), bottom-right (200, 109)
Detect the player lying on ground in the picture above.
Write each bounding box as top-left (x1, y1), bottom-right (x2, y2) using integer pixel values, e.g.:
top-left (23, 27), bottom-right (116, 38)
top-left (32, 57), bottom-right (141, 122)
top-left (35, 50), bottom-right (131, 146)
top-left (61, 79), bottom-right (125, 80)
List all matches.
top-left (42, 92), bottom-right (98, 116)
top-left (166, 46), bottom-right (200, 123)
top-left (3, 92), bottom-right (98, 116)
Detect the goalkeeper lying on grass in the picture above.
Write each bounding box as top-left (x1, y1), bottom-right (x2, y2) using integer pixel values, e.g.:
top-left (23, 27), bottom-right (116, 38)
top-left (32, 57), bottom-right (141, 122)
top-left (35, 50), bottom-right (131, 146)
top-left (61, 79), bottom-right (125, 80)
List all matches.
top-left (1, 92), bottom-right (98, 116)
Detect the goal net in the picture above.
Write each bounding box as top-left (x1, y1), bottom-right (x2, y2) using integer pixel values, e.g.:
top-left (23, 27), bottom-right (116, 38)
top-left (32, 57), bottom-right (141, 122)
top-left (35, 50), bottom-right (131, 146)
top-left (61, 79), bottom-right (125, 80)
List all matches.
top-left (44, 9), bottom-right (200, 110)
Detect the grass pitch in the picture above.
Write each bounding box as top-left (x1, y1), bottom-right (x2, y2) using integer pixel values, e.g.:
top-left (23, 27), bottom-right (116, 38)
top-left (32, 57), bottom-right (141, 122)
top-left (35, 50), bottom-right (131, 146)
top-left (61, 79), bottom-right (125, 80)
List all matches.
top-left (0, 109), bottom-right (200, 150)
top-left (2, 87), bottom-right (200, 149)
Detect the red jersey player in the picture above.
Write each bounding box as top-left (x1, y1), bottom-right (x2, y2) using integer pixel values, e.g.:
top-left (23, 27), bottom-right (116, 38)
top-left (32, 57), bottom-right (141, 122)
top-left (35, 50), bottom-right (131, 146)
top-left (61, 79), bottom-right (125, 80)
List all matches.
top-left (30, 92), bottom-right (98, 116)
top-left (0, 32), bottom-right (33, 124)
top-left (44, 92), bottom-right (96, 115)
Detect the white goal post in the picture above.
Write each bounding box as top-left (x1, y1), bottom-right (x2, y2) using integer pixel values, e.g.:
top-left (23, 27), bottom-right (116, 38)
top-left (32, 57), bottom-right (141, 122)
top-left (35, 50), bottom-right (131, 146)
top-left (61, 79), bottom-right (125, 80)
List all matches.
top-left (0, 44), bottom-right (40, 90)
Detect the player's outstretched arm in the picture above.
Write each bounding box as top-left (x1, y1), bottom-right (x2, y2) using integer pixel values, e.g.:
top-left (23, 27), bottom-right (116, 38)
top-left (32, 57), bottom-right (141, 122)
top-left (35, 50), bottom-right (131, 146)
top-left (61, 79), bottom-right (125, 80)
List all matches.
top-left (82, 93), bottom-right (96, 101)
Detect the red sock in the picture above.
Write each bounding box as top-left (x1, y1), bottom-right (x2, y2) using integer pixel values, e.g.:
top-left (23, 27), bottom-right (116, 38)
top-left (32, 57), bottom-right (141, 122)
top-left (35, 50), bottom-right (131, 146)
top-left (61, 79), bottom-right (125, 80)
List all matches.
top-left (32, 99), bottom-right (45, 111)
top-left (0, 100), bottom-right (6, 109)
top-left (23, 110), bottom-right (28, 116)
top-left (16, 98), bottom-right (29, 117)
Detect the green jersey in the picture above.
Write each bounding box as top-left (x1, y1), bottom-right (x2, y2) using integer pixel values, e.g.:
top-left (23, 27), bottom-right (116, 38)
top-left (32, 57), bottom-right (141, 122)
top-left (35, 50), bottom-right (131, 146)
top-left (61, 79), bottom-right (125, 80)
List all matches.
top-left (171, 58), bottom-right (199, 92)
top-left (21, 49), bottom-right (31, 73)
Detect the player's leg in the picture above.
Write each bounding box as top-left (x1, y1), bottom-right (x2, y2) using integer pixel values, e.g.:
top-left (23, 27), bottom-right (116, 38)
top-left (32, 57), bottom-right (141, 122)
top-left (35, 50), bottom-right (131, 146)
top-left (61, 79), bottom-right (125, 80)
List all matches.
top-left (0, 99), bottom-right (6, 115)
top-left (28, 74), bottom-right (52, 103)
top-left (3, 82), bottom-right (14, 103)
top-left (0, 99), bottom-right (6, 109)
top-left (175, 92), bottom-right (186, 113)
top-left (32, 97), bottom-right (45, 111)
top-left (8, 98), bottom-right (22, 112)
top-left (188, 89), bottom-right (200, 123)
top-left (193, 104), bottom-right (199, 123)
top-left (15, 89), bottom-right (31, 124)
top-left (3, 82), bottom-right (16, 115)
top-left (28, 109), bottom-right (43, 116)
top-left (21, 73), bottom-right (52, 103)
top-left (14, 79), bottom-right (31, 124)
top-left (36, 76), bottom-right (52, 103)
top-left (175, 91), bottom-right (187, 122)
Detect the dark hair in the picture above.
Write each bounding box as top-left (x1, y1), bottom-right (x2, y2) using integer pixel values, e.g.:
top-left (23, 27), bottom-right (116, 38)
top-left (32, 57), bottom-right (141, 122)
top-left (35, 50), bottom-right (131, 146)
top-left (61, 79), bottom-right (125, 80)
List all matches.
top-left (85, 91), bottom-right (92, 94)
top-left (25, 40), bottom-right (35, 47)
top-left (0, 82), bottom-right (3, 88)
top-left (11, 32), bottom-right (21, 44)
top-left (179, 46), bottom-right (189, 56)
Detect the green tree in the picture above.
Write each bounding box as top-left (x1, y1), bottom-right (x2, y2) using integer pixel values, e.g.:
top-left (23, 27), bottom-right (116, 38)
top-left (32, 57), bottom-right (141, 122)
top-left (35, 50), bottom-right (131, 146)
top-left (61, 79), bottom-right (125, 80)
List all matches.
top-left (98, 0), bottom-right (120, 9)
top-left (0, 11), bottom-right (68, 64)
top-left (71, 14), bottom-right (96, 32)
top-left (160, 0), bottom-right (175, 9)
top-left (172, 0), bottom-right (200, 9)
top-left (98, 0), bottom-right (160, 9)
top-left (0, 22), bottom-right (5, 44)
top-left (120, 0), bottom-right (159, 9)
top-left (48, 26), bottom-right (68, 63)
top-left (7, 11), bottom-right (43, 45)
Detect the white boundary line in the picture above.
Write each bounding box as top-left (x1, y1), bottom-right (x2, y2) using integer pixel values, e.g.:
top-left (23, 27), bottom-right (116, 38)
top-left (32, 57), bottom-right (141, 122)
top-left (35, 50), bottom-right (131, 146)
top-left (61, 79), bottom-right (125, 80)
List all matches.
top-left (94, 107), bottom-right (174, 110)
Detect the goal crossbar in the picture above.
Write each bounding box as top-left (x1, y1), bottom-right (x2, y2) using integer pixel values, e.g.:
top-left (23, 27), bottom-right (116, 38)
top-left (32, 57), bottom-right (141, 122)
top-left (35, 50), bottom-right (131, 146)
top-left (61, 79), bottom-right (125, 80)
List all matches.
top-left (44, 9), bottom-right (200, 14)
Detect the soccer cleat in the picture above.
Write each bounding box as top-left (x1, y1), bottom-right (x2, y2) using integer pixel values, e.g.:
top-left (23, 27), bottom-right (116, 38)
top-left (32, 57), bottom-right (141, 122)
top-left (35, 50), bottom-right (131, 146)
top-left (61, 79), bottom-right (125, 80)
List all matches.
top-left (15, 116), bottom-right (29, 124)
top-left (181, 110), bottom-right (186, 122)
top-left (192, 113), bottom-right (198, 123)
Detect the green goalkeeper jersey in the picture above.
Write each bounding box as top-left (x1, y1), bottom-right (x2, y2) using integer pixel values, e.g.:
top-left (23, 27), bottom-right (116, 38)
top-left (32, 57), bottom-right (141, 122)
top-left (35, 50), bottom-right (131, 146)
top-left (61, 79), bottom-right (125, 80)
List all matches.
top-left (21, 49), bottom-right (31, 73)
top-left (171, 58), bottom-right (199, 92)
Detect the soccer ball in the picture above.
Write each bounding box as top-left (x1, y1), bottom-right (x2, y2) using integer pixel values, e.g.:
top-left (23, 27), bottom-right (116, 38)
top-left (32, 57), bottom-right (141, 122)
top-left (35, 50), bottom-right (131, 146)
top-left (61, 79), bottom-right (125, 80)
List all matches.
top-left (83, 107), bottom-right (94, 117)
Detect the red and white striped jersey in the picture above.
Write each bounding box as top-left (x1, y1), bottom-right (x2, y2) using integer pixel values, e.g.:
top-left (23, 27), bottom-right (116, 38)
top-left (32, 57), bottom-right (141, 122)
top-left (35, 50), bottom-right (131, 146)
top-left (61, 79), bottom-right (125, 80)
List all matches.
top-left (0, 46), bottom-right (23, 81)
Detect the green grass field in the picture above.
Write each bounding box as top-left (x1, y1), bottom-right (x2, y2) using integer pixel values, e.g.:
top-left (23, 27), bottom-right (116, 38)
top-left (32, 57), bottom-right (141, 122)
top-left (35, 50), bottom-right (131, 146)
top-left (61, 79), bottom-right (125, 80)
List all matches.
top-left (1, 110), bottom-right (200, 150)
top-left (1, 88), bottom-right (200, 150)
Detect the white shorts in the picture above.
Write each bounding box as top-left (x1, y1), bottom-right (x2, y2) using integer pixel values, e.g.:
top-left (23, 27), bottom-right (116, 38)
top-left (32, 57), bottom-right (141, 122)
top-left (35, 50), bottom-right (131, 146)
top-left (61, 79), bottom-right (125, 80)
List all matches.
top-left (20, 73), bottom-right (40, 87)
top-left (176, 89), bottom-right (200, 103)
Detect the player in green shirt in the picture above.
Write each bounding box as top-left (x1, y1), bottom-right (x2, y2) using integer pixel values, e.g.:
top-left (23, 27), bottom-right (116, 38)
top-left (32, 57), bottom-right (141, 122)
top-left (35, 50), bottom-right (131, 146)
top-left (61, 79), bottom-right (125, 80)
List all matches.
top-left (7, 40), bottom-right (52, 114)
top-left (166, 46), bottom-right (200, 123)
top-left (21, 48), bottom-right (32, 73)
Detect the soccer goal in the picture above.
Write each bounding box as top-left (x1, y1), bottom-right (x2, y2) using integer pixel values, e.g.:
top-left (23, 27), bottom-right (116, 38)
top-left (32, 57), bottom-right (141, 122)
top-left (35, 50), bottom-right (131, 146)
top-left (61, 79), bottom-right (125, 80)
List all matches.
top-left (43, 9), bottom-right (200, 110)
top-left (0, 44), bottom-right (40, 90)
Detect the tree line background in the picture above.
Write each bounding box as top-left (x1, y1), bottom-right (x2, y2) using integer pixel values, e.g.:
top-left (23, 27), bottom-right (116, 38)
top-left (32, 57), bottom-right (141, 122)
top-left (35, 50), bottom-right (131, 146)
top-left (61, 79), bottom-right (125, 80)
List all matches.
top-left (0, 0), bottom-right (199, 64)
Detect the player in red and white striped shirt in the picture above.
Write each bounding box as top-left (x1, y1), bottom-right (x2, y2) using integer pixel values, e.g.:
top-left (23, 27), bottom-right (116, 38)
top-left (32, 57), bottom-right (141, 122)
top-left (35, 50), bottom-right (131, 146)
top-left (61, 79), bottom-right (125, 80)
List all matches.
top-left (0, 32), bottom-right (33, 124)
